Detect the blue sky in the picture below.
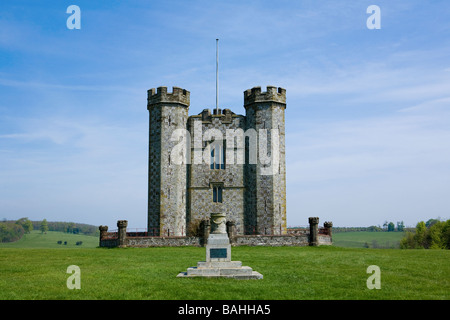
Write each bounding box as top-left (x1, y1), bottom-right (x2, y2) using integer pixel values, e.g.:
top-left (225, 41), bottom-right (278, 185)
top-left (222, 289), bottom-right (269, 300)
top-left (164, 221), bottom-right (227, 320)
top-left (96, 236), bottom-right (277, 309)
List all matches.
top-left (0, 0), bottom-right (449, 229)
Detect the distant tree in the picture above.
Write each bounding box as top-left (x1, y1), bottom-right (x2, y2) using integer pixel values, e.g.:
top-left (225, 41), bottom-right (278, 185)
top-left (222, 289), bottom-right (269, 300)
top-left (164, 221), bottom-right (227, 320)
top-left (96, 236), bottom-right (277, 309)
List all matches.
top-left (414, 221), bottom-right (427, 248)
top-left (443, 220), bottom-right (450, 249)
top-left (0, 222), bottom-right (25, 242)
top-left (425, 219), bottom-right (439, 228)
top-left (383, 221), bottom-right (388, 230)
top-left (396, 221), bottom-right (405, 232)
top-left (401, 219), bottom-right (450, 249)
top-left (387, 222), bottom-right (395, 232)
top-left (66, 223), bottom-right (76, 234)
top-left (16, 217), bottom-right (33, 233)
top-left (400, 232), bottom-right (415, 249)
top-left (367, 225), bottom-right (382, 232)
top-left (40, 219), bottom-right (48, 234)
top-left (428, 221), bottom-right (446, 249)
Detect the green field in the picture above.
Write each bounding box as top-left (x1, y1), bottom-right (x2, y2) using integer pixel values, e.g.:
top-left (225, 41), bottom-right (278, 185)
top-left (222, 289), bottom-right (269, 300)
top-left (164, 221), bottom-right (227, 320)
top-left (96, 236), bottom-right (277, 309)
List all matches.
top-left (0, 230), bottom-right (448, 300)
top-left (0, 230), bottom-right (98, 249)
top-left (332, 231), bottom-right (405, 248)
top-left (1, 245), bottom-right (449, 300)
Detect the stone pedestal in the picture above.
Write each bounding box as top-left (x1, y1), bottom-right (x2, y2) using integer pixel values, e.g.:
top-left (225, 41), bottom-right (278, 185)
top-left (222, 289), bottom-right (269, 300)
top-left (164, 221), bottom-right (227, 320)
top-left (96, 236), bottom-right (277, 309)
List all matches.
top-left (177, 214), bottom-right (263, 280)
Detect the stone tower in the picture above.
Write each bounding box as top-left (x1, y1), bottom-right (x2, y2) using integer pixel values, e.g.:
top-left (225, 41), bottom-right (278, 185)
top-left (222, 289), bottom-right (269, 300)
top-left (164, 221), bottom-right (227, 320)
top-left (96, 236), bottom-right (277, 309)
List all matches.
top-left (146, 85), bottom-right (286, 237)
top-left (244, 86), bottom-right (287, 235)
top-left (147, 86), bottom-right (189, 236)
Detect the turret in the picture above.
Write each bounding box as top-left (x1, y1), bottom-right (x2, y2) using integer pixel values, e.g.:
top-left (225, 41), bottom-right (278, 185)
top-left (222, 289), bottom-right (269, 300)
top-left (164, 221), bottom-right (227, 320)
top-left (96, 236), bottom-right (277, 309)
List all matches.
top-left (147, 86), bottom-right (189, 236)
top-left (244, 86), bottom-right (287, 235)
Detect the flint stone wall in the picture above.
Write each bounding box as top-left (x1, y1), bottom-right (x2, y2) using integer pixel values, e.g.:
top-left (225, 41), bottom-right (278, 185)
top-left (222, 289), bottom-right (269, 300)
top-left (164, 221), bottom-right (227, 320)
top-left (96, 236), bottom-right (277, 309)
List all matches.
top-left (126, 236), bottom-right (202, 247)
top-left (99, 233), bottom-right (331, 247)
top-left (232, 235), bottom-right (309, 246)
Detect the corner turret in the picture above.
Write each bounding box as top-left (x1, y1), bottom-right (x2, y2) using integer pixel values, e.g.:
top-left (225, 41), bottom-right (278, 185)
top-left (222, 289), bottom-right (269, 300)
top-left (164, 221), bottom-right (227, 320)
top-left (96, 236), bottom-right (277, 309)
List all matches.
top-left (148, 86), bottom-right (190, 108)
top-left (244, 86), bottom-right (286, 107)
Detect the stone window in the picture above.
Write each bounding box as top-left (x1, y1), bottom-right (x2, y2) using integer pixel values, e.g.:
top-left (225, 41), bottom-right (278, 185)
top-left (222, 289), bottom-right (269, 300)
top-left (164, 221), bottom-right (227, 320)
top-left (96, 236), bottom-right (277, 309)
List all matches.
top-left (212, 185), bottom-right (223, 203)
top-left (210, 142), bottom-right (225, 170)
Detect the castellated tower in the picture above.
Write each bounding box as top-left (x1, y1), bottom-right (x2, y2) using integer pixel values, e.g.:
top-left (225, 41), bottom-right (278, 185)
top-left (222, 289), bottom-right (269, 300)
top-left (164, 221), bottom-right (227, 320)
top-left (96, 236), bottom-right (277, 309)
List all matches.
top-left (147, 86), bottom-right (189, 236)
top-left (146, 85), bottom-right (286, 237)
top-left (244, 86), bottom-right (287, 235)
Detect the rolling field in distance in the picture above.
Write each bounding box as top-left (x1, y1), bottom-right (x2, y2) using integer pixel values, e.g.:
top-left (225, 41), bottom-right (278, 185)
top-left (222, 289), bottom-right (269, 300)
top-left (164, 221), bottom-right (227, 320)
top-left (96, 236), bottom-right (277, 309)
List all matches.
top-left (0, 230), bottom-right (98, 248)
top-left (332, 231), bottom-right (405, 248)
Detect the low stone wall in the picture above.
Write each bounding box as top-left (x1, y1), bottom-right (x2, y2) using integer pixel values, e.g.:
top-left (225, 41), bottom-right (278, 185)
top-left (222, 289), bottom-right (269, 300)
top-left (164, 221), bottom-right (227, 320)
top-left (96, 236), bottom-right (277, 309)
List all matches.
top-left (100, 238), bottom-right (118, 248)
top-left (126, 236), bottom-right (202, 247)
top-left (232, 235), bottom-right (309, 247)
top-left (318, 234), bottom-right (332, 245)
top-left (98, 218), bottom-right (333, 248)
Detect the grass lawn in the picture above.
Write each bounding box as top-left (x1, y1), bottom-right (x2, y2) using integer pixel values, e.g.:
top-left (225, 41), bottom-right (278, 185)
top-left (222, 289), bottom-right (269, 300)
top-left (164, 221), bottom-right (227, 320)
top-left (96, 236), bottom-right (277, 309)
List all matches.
top-left (0, 245), bottom-right (448, 300)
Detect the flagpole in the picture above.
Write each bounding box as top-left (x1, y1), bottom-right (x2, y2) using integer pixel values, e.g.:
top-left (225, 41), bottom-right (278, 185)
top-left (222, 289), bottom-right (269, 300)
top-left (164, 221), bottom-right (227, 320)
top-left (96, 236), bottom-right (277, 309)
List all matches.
top-left (216, 38), bottom-right (219, 114)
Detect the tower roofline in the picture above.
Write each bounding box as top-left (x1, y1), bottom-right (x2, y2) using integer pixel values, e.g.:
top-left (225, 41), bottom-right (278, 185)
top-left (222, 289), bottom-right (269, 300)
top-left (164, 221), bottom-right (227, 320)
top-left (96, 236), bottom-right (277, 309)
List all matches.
top-left (243, 86), bottom-right (286, 107)
top-left (147, 86), bottom-right (190, 108)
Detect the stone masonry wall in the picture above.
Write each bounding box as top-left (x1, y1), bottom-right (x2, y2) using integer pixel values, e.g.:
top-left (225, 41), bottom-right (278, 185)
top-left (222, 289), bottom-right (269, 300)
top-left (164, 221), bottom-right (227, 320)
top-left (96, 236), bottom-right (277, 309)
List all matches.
top-left (187, 112), bottom-right (246, 235)
top-left (99, 233), bottom-right (331, 248)
top-left (99, 219), bottom-right (332, 248)
top-left (244, 86), bottom-right (287, 235)
top-left (147, 87), bottom-right (189, 236)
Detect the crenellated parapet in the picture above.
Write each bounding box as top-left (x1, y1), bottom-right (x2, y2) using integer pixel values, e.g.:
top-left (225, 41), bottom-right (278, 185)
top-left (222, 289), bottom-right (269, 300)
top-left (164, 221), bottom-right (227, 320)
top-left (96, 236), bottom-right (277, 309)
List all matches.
top-left (147, 86), bottom-right (190, 108)
top-left (243, 86), bottom-right (286, 107)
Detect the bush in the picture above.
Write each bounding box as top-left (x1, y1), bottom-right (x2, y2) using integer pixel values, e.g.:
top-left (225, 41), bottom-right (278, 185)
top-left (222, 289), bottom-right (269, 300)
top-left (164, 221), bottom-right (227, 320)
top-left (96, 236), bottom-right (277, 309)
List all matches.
top-left (401, 219), bottom-right (450, 249)
top-left (0, 222), bottom-right (25, 243)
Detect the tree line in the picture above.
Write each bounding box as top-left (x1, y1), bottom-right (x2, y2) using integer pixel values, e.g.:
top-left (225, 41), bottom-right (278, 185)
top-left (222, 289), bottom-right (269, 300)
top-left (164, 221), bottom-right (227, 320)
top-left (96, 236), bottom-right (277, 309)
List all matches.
top-left (0, 217), bottom-right (99, 243)
top-left (400, 219), bottom-right (450, 249)
top-left (333, 221), bottom-right (406, 233)
top-left (29, 219), bottom-right (99, 236)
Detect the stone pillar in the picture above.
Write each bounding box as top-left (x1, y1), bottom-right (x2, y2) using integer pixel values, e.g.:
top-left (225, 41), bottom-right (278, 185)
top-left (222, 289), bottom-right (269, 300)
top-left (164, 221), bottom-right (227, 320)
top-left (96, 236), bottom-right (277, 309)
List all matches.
top-left (117, 220), bottom-right (128, 248)
top-left (206, 213), bottom-right (231, 263)
top-left (324, 221), bottom-right (333, 241)
top-left (309, 217), bottom-right (319, 246)
top-left (226, 221), bottom-right (236, 244)
top-left (98, 225), bottom-right (108, 247)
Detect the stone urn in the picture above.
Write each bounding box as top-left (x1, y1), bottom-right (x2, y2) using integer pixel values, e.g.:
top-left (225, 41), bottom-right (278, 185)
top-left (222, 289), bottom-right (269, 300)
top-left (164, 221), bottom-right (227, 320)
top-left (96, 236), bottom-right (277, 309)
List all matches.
top-left (210, 213), bottom-right (226, 234)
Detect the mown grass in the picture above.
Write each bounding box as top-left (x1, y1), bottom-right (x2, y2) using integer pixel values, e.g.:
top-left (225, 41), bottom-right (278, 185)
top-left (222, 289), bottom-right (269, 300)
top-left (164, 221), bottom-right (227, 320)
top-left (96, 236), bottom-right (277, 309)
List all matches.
top-left (0, 246), bottom-right (448, 300)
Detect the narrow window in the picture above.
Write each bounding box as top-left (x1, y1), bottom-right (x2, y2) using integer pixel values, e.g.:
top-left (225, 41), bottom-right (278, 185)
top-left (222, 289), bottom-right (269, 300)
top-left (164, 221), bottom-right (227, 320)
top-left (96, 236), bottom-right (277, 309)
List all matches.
top-left (218, 186), bottom-right (222, 203)
top-left (210, 142), bottom-right (225, 170)
top-left (212, 186), bottom-right (223, 203)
